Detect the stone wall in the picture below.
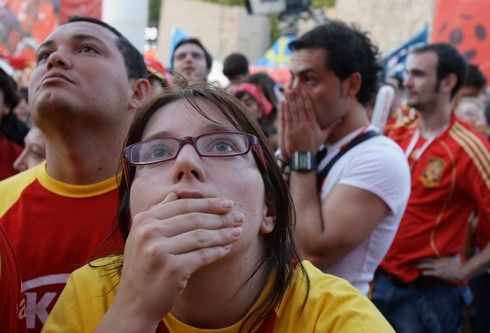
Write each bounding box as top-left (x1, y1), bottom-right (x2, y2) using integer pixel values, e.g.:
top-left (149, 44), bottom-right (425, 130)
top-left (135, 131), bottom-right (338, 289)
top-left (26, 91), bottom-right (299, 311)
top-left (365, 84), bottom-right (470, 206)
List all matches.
top-left (330, 0), bottom-right (435, 53)
top-left (158, 0), bottom-right (270, 66)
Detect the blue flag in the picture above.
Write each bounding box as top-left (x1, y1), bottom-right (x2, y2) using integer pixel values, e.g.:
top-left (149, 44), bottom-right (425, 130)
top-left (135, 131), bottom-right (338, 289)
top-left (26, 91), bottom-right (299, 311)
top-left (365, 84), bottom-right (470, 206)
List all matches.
top-left (255, 34), bottom-right (296, 68)
top-left (168, 27), bottom-right (189, 67)
top-left (381, 26), bottom-right (429, 80)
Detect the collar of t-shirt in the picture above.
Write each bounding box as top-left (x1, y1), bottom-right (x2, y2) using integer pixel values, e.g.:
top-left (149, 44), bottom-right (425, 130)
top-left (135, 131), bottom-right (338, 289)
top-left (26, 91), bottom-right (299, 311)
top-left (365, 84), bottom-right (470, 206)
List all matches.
top-left (36, 161), bottom-right (119, 198)
top-left (317, 125), bottom-right (373, 171)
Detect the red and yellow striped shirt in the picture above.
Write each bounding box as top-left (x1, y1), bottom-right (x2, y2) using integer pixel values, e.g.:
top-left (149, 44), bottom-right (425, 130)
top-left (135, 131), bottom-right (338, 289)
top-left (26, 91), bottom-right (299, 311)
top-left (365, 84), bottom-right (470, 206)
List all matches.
top-left (381, 114), bottom-right (490, 282)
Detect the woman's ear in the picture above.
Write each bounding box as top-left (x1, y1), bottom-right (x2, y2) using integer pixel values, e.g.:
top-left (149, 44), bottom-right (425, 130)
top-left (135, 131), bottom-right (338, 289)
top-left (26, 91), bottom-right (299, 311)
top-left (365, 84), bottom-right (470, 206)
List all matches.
top-left (259, 200), bottom-right (275, 234)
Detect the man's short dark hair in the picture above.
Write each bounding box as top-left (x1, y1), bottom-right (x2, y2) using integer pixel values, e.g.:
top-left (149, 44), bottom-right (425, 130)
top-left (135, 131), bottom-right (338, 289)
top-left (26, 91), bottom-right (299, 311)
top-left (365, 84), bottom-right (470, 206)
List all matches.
top-left (66, 16), bottom-right (147, 79)
top-left (464, 64), bottom-right (487, 90)
top-left (170, 38), bottom-right (213, 70)
top-left (412, 43), bottom-right (468, 98)
top-left (289, 20), bottom-right (380, 106)
top-left (223, 53), bottom-right (249, 80)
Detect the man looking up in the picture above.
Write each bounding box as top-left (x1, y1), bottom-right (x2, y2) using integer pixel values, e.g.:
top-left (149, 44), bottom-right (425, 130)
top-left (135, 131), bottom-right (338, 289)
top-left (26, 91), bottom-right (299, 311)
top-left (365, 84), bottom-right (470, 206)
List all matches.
top-left (171, 38), bottom-right (212, 82)
top-left (0, 16), bottom-right (150, 332)
top-left (278, 21), bottom-right (411, 295)
top-left (372, 43), bottom-right (490, 333)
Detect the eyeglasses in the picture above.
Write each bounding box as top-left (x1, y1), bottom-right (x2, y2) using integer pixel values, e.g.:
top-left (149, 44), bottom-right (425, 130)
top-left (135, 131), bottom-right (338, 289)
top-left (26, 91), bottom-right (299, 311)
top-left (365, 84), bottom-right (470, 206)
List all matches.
top-left (122, 131), bottom-right (268, 184)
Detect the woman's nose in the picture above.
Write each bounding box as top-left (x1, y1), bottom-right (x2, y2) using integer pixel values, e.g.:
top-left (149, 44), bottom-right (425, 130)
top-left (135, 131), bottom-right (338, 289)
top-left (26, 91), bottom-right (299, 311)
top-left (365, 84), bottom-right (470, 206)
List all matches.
top-left (171, 143), bottom-right (206, 183)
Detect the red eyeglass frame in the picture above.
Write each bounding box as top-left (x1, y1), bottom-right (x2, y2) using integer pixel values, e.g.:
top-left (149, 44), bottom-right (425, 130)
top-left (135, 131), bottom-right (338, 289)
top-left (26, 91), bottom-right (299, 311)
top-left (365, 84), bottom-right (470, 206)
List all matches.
top-left (121, 131), bottom-right (269, 187)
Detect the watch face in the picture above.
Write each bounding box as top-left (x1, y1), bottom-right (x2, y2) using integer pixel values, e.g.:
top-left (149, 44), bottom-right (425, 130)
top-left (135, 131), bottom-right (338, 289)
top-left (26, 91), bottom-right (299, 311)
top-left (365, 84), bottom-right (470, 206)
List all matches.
top-left (292, 151), bottom-right (316, 172)
top-left (299, 153), bottom-right (310, 169)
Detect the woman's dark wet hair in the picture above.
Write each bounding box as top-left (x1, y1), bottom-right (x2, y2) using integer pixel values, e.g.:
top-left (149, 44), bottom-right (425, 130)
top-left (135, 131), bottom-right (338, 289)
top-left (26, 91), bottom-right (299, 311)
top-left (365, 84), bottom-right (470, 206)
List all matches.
top-left (101, 79), bottom-right (309, 331)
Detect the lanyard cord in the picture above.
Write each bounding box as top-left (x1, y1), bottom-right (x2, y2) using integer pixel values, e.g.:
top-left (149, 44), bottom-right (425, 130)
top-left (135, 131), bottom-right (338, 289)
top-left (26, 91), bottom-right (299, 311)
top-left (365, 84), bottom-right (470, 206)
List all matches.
top-left (339, 125), bottom-right (370, 151)
top-left (404, 125), bottom-right (449, 165)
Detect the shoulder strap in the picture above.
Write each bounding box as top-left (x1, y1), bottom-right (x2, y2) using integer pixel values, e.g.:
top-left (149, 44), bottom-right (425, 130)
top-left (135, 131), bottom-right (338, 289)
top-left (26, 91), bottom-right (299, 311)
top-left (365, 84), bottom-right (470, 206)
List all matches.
top-left (317, 130), bottom-right (380, 192)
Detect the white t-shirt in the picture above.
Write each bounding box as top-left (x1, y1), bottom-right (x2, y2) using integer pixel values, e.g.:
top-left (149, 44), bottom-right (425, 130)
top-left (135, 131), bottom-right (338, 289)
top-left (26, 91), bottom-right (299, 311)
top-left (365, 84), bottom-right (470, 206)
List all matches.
top-left (318, 127), bottom-right (410, 294)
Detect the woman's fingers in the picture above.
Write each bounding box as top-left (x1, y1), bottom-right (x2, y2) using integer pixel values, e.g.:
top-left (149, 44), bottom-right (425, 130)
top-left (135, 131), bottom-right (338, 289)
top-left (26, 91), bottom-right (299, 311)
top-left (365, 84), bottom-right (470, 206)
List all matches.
top-left (146, 197), bottom-right (235, 221)
top-left (177, 245), bottom-right (234, 274)
top-left (134, 210), bottom-right (245, 240)
top-left (163, 226), bottom-right (242, 254)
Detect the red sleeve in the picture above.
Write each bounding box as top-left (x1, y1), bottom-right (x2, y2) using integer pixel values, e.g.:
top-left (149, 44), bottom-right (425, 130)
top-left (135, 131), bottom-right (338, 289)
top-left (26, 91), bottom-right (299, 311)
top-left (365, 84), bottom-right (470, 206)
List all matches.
top-left (453, 125), bottom-right (490, 250)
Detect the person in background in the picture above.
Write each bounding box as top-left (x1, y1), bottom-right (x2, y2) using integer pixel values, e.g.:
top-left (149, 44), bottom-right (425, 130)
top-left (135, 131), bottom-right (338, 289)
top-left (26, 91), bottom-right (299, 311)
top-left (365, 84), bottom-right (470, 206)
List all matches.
top-left (0, 16), bottom-right (150, 332)
top-left (279, 21), bottom-right (410, 295)
top-left (233, 83), bottom-right (273, 121)
top-left (246, 72), bottom-right (280, 121)
top-left (455, 97), bottom-right (486, 134)
top-left (144, 57), bottom-right (168, 95)
top-left (14, 87), bottom-right (31, 125)
top-left (223, 52), bottom-right (249, 92)
top-left (245, 72), bottom-right (281, 148)
top-left (232, 82), bottom-right (277, 150)
top-left (0, 63), bottom-right (28, 180)
top-left (170, 38), bottom-right (212, 82)
top-left (43, 81), bottom-right (395, 333)
top-left (372, 43), bottom-right (490, 333)
top-left (13, 126), bottom-right (45, 172)
top-left (454, 64), bottom-right (487, 103)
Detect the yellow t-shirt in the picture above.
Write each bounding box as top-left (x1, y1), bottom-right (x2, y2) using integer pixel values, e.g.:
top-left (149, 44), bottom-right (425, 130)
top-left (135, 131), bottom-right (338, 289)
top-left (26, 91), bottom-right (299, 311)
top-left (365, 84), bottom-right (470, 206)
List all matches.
top-left (42, 258), bottom-right (394, 332)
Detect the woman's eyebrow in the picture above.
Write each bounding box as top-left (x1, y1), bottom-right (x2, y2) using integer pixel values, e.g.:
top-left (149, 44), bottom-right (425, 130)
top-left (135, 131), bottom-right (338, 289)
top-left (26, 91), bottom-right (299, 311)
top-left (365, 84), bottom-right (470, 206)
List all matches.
top-left (143, 131), bottom-right (171, 141)
top-left (202, 122), bottom-right (236, 133)
top-left (141, 123), bottom-right (235, 141)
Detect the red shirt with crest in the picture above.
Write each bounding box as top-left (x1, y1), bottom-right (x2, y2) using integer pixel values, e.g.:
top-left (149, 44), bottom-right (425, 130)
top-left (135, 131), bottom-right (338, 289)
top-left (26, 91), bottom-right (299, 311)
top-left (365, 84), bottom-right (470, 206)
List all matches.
top-left (381, 114), bottom-right (490, 282)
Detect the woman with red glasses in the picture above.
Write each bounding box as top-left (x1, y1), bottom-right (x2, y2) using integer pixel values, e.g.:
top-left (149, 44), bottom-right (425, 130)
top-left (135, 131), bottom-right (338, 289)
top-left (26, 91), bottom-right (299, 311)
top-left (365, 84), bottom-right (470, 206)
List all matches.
top-left (43, 81), bottom-right (393, 332)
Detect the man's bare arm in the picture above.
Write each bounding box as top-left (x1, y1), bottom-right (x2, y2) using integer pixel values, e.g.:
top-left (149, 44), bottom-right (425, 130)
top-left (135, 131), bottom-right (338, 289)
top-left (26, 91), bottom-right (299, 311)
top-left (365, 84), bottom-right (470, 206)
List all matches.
top-left (290, 172), bottom-right (390, 270)
top-left (417, 244), bottom-right (490, 281)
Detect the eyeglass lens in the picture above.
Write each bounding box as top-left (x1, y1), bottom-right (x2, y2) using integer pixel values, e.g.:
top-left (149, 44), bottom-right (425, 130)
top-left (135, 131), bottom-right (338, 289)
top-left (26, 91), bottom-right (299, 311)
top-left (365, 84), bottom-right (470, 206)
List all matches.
top-left (131, 133), bottom-right (250, 164)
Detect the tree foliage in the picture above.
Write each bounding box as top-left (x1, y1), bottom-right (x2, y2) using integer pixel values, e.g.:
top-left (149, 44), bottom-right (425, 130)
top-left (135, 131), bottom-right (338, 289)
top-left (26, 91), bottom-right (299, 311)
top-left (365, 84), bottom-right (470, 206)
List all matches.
top-left (312, 0), bottom-right (335, 8)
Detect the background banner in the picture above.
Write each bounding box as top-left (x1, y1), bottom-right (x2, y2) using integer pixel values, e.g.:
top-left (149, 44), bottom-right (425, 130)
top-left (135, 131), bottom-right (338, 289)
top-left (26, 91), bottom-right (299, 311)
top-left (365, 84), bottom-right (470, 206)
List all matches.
top-left (0, 0), bottom-right (101, 66)
top-left (433, 0), bottom-right (490, 81)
